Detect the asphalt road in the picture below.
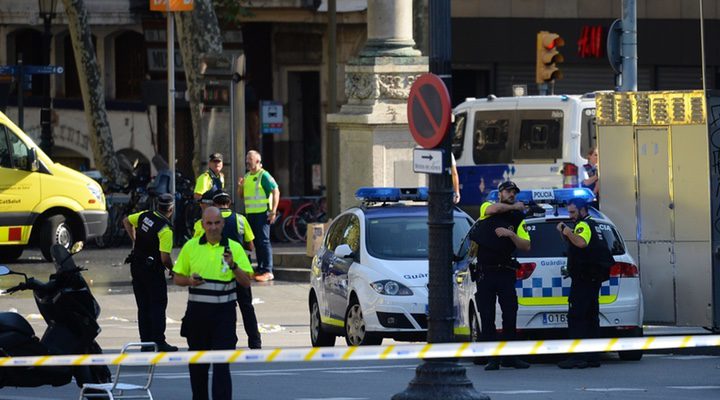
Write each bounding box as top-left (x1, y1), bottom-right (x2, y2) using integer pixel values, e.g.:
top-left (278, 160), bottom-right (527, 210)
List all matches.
top-left (1, 355), bottom-right (720, 399)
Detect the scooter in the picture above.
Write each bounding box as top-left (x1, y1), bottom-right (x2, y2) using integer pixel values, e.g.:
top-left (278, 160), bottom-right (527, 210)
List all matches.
top-left (0, 243), bottom-right (111, 388)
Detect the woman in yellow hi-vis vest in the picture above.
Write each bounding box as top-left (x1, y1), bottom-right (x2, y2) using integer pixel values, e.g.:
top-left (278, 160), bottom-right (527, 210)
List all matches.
top-left (240, 150), bottom-right (280, 282)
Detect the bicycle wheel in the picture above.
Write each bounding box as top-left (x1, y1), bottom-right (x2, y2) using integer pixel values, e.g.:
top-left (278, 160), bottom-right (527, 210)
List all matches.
top-left (270, 211), bottom-right (287, 242)
top-left (282, 216), bottom-right (301, 243)
top-left (293, 203), bottom-right (320, 242)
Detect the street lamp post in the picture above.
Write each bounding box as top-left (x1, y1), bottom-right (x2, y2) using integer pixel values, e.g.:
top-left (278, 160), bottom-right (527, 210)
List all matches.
top-left (38, 0), bottom-right (57, 157)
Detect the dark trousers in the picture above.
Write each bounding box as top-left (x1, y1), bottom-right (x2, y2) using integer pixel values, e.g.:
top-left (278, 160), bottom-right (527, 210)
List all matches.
top-left (247, 212), bottom-right (273, 273)
top-left (567, 278), bottom-right (602, 340)
top-left (130, 263), bottom-right (168, 343)
top-left (182, 302), bottom-right (237, 400)
top-left (236, 285), bottom-right (261, 348)
top-left (475, 268), bottom-right (518, 341)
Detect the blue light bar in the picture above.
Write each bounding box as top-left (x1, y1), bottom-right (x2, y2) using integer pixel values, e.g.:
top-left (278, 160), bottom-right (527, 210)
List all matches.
top-left (355, 187), bottom-right (429, 202)
top-left (486, 188), bottom-right (595, 205)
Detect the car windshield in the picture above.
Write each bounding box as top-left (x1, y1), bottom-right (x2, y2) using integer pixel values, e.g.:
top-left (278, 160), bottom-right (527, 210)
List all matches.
top-left (517, 220), bottom-right (626, 258)
top-left (366, 216), bottom-right (472, 260)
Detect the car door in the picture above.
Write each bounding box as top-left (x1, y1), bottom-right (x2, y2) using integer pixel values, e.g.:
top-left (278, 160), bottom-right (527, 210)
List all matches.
top-left (453, 223), bottom-right (479, 333)
top-left (327, 213), bottom-right (361, 318)
top-left (320, 215), bottom-right (349, 321)
top-left (0, 125), bottom-right (41, 235)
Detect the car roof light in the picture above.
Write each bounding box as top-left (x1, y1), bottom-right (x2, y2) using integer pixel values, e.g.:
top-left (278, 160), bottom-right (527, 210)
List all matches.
top-left (355, 187), bottom-right (429, 203)
top-left (486, 188), bottom-right (595, 205)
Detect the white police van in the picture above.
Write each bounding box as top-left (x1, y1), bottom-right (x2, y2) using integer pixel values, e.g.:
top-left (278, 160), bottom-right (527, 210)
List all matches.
top-left (309, 188), bottom-right (473, 346)
top-left (453, 95), bottom-right (596, 218)
top-left (453, 188), bottom-right (644, 360)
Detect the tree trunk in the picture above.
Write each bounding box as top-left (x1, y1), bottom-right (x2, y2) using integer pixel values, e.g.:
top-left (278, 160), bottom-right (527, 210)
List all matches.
top-left (175, 0), bottom-right (223, 179)
top-left (62, 0), bottom-right (125, 185)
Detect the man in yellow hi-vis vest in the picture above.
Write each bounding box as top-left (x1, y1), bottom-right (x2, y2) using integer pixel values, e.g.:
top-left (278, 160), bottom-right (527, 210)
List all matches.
top-left (240, 150), bottom-right (280, 282)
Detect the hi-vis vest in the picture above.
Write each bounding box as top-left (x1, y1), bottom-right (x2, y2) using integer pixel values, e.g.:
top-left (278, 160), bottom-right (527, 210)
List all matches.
top-left (244, 169), bottom-right (269, 214)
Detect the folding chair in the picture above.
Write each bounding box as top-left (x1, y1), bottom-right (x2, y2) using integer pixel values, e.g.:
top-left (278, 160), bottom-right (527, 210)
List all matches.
top-left (78, 342), bottom-right (157, 400)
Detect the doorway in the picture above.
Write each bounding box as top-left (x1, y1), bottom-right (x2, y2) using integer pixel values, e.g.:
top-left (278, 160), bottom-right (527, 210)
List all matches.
top-left (287, 71), bottom-right (321, 196)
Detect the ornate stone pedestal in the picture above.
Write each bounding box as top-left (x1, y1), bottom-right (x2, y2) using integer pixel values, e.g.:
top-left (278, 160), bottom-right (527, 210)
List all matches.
top-left (327, 1), bottom-right (428, 209)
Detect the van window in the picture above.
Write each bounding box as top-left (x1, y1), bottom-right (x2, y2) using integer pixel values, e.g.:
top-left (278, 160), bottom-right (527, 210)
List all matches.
top-left (452, 112), bottom-right (467, 160)
top-left (514, 110), bottom-right (563, 160)
top-left (472, 111), bottom-right (512, 164)
top-left (0, 126), bottom-right (11, 168)
top-left (8, 130), bottom-right (30, 170)
top-left (580, 108), bottom-right (596, 157)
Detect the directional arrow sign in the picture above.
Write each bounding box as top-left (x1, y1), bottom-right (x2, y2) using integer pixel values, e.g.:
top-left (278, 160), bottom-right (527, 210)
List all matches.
top-left (413, 148), bottom-right (444, 174)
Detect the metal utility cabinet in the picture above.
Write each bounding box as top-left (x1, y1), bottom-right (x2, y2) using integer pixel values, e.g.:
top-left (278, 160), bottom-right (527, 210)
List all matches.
top-left (595, 90), bottom-right (720, 329)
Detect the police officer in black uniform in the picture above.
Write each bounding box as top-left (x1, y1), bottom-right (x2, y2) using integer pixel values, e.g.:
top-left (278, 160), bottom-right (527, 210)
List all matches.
top-left (122, 193), bottom-right (178, 352)
top-left (557, 198), bottom-right (614, 369)
top-left (212, 191), bottom-right (262, 349)
top-left (470, 181), bottom-right (531, 371)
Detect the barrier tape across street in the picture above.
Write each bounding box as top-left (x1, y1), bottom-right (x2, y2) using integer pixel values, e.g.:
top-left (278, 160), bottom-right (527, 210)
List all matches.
top-left (1, 335), bottom-right (718, 367)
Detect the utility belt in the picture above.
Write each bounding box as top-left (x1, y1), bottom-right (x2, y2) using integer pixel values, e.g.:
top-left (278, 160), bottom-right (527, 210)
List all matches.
top-left (125, 251), bottom-right (163, 270)
top-left (470, 260), bottom-right (519, 281)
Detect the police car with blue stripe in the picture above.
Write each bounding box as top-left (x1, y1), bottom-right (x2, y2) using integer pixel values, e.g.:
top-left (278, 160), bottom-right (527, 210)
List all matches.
top-left (453, 188), bottom-right (644, 360)
top-left (309, 187), bottom-right (473, 347)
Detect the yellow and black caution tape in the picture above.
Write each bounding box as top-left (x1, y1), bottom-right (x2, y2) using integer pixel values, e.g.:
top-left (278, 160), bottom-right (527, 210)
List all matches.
top-left (1, 335), bottom-right (718, 367)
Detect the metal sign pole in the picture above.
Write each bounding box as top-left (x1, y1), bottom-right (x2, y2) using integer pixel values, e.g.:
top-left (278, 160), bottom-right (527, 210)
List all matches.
top-left (167, 11), bottom-right (176, 195)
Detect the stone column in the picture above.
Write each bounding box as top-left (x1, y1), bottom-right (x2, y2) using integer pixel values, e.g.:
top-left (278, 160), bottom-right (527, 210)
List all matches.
top-left (328, 0), bottom-right (428, 210)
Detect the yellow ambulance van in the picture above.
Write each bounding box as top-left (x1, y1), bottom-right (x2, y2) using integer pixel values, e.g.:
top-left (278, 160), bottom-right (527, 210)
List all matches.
top-left (0, 111), bottom-right (107, 261)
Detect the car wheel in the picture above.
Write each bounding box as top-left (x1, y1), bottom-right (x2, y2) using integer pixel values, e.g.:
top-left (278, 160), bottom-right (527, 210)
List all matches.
top-left (310, 295), bottom-right (335, 347)
top-left (40, 215), bottom-right (73, 262)
top-left (344, 300), bottom-right (382, 346)
top-left (618, 327), bottom-right (644, 361)
top-left (0, 245), bottom-right (23, 262)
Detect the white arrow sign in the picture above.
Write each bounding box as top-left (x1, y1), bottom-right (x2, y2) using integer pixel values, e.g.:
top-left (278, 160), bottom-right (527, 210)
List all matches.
top-left (413, 148), bottom-right (444, 174)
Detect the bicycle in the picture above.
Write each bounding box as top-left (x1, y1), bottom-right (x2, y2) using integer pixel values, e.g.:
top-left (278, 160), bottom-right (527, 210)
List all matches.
top-left (287, 196), bottom-right (328, 242)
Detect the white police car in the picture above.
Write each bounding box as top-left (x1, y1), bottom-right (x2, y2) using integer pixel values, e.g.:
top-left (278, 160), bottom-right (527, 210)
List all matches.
top-left (309, 187), bottom-right (474, 346)
top-left (453, 188), bottom-right (644, 360)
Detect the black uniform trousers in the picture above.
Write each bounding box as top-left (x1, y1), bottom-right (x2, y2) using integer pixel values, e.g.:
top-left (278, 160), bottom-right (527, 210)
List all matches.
top-left (236, 285), bottom-right (261, 348)
top-left (182, 302), bottom-right (237, 400)
top-left (567, 278), bottom-right (602, 340)
top-left (130, 262), bottom-right (168, 343)
top-left (475, 267), bottom-right (518, 341)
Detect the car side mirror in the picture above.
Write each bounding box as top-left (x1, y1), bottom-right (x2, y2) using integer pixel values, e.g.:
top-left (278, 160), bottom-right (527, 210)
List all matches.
top-left (334, 244), bottom-right (354, 259)
top-left (28, 147), bottom-right (39, 172)
top-left (0, 266), bottom-right (10, 276)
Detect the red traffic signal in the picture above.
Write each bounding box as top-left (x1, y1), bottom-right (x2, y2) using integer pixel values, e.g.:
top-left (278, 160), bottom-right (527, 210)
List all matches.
top-left (536, 31), bottom-right (565, 83)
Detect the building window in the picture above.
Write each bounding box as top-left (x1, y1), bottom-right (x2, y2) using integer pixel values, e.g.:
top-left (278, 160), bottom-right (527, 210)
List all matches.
top-left (115, 31), bottom-right (146, 100)
top-left (7, 29), bottom-right (44, 97)
top-left (63, 34), bottom-right (97, 98)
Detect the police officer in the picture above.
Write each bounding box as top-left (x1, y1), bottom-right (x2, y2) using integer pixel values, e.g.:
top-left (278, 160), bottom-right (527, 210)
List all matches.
top-left (470, 181), bottom-right (531, 371)
top-left (122, 193), bottom-right (178, 352)
top-left (194, 153), bottom-right (225, 200)
top-left (192, 190), bottom-right (218, 238)
top-left (240, 150), bottom-right (279, 282)
top-left (556, 198), bottom-right (614, 369)
top-left (194, 191), bottom-right (262, 350)
top-left (173, 207), bottom-right (253, 400)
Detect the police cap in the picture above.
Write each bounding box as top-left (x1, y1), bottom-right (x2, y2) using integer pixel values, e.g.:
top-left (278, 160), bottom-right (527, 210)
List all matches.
top-left (200, 190), bottom-right (215, 205)
top-left (498, 180), bottom-right (520, 194)
top-left (209, 153), bottom-right (223, 162)
top-left (212, 191), bottom-right (232, 205)
top-left (158, 193), bottom-right (175, 208)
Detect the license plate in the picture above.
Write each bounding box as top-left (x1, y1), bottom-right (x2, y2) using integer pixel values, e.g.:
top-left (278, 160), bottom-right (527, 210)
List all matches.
top-left (542, 312), bottom-right (567, 325)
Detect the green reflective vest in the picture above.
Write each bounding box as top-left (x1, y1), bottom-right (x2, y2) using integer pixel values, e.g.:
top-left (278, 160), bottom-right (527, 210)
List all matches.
top-left (244, 169), bottom-right (269, 214)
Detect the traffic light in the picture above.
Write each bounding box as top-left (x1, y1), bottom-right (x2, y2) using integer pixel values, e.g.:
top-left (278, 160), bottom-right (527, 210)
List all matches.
top-left (536, 31), bottom-right (565, 83)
